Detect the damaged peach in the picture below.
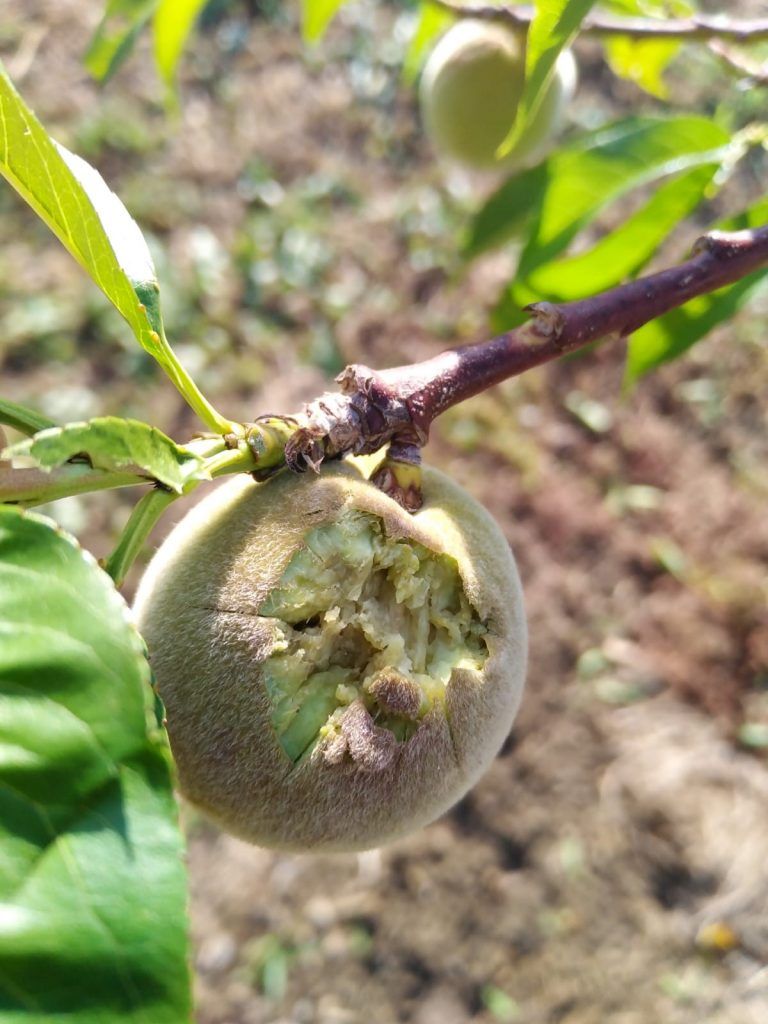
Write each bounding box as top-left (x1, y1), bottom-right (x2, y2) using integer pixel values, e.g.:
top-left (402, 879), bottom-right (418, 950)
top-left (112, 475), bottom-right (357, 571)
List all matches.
top-left (133, 460), bottom-right (527, 852)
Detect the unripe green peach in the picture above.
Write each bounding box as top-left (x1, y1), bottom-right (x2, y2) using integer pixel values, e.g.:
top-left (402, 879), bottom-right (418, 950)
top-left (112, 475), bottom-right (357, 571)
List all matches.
top-left (134, 461), bottom-right (527, 852)
top-left (419, 20), bottom-right (576, 171)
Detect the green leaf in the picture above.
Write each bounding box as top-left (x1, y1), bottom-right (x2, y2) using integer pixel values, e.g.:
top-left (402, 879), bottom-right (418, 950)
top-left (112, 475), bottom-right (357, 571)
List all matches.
top-left (0, 398), bottom-right (56, 437)
top-left (300, 0), bottom-right (350, 44)
top-left (497, 0), bottom-right (597, 158)
top-left (154, 0), bottom-right (209, 85)
top-left (403, 2), bottom-right (454, 85)
top-left (601, 0), bottom-right (693, 96)
top-left (85, 0), bottom-right (158, 82)
top-left (0, 61), bottom-right (164, 351)
top-left (5, 417), bottom-right (208, 494)
top-left (0, 506), bottom-right (192, 1023)
top-left (495, 162), bottom-right (722, 324)
top-left (626, 199), bottom-right (768, 381)
top-left (465, 116), bottom-right (731, 261)
top-left (464, 160), bottom-right (547, 259)
top-left (0, 63), bottom-right (236, 434)
top-left (604, 36), bottom-right (680, 99)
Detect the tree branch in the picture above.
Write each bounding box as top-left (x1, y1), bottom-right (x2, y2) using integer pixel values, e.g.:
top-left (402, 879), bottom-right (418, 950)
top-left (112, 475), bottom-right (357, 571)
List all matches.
top-left (708, 40), bottom-right (768, 85)
top-left (11, 228), bottom-right (764, 533)
top-left (42, 226), bottom-right (759, 514)
top-left (431, 1), bottom-right (768, 43)
top-left (266, 225), bottom-right (768, 507)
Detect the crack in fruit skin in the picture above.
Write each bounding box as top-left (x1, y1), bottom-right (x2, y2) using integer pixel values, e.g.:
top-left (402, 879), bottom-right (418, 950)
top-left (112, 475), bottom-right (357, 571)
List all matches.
top-left (258, 508), bottom-right (489, 763)
top-left (133, 461), bottom-right (527, 852)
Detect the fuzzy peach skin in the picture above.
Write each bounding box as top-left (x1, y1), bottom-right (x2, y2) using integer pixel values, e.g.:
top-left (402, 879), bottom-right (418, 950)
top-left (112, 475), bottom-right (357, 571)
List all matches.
top-left (420, 20), bottom-right (576, 172)
top-left (133, 461), bottom-right (527, 852)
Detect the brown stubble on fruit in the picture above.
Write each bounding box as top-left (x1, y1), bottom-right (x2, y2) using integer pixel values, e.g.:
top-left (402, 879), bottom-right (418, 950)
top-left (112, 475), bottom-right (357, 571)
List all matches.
top-left (323, 700), bottom-right (398, 772)
top-left (367, 668), bottom-right (422, 719)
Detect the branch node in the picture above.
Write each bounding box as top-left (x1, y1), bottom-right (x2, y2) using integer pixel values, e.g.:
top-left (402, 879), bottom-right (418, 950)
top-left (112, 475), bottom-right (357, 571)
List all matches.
top-left (692, 229), bottom-right (752, 259)
top-left (524, 301), bottom-right (567, 339)
top-left (336, 363), bottom-right (374, 395)
top-left (284, 426), bottom-right (327, 474)
top-left (692, 233), bottom-right (717, 256)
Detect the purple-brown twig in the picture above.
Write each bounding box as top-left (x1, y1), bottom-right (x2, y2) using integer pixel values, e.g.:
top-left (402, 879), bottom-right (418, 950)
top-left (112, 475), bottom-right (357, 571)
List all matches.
top-left (430, 2), bottom-right (768, 44)
top-left (279, 225), bottom-right (768, 507)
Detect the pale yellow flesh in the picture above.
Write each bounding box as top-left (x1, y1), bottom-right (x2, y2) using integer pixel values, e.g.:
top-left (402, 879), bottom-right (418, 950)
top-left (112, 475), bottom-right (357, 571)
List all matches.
top-left (258, 510), bottom-right (488, 761)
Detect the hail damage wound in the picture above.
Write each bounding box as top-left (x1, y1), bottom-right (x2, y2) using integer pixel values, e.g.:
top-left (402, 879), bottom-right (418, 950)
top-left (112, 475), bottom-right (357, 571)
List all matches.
top-left (258, 509), bottom-right (488, 764)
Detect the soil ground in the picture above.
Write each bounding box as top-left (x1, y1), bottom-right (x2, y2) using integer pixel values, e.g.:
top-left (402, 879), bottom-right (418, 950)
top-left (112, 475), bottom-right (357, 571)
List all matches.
top-left (2, 3), bottom-right (768, 1022)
